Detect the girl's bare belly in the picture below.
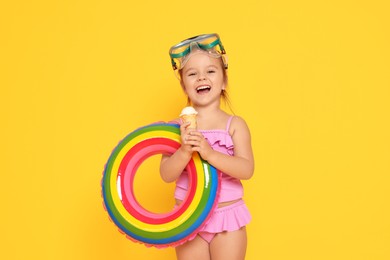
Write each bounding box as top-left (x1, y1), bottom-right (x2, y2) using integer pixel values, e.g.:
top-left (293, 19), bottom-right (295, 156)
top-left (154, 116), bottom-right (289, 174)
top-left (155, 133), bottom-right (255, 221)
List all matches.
top-left (175, 198), bottom-right (241, 208)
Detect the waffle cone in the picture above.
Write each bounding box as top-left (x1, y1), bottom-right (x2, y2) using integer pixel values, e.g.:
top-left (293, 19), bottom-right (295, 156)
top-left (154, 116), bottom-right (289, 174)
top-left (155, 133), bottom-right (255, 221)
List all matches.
top-left (181, 114), bottom-right (197, 129)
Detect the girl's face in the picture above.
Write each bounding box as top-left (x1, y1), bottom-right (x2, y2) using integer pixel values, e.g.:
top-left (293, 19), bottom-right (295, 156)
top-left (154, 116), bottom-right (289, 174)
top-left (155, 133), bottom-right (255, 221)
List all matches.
top-left (180, 52), bottom-right (226, 107)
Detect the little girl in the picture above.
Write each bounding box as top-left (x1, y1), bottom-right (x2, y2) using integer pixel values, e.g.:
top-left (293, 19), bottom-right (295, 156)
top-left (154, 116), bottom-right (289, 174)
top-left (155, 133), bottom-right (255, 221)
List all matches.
top-left (160, 34), bottom-right (254, 260)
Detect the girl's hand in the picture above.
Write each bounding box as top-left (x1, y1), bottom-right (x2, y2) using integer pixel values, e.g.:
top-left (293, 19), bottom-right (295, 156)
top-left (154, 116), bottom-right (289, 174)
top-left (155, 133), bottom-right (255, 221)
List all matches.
top-left (179, 121), bottom-right (195, 155)
top-left (183, 130), bottom-right (214, 161)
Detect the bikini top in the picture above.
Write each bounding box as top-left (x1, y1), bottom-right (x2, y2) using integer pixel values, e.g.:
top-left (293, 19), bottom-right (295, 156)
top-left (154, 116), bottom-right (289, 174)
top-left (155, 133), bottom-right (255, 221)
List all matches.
top-left (174, 116), bottom-right (244, 203)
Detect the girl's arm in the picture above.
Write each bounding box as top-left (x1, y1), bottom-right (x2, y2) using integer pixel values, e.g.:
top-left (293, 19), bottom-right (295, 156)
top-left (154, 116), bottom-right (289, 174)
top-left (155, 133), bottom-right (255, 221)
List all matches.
top-left (160, 121), bottom-right (193, 183)
top-left (185, 116), bottom-right (254, 180)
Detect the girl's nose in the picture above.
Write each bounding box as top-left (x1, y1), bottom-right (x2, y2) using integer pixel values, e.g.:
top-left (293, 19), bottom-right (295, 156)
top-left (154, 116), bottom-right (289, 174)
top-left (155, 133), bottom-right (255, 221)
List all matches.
top-left (197, 74), bottom-right (206, 81)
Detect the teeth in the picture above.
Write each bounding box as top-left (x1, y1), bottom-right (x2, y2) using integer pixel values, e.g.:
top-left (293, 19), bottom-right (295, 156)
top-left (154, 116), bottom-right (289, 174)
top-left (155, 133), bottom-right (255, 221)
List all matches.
top-left (196, 86), bottom-right (211, 91)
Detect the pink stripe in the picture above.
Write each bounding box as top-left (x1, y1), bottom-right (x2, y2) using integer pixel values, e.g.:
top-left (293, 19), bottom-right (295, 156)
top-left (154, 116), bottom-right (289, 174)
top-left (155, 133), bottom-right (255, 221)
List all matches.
top-left (118, 138), bottom-right (198, 224)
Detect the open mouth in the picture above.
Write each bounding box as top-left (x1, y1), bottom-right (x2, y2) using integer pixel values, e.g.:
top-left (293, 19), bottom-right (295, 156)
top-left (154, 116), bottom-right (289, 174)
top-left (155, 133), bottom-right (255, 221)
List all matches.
top-left (196, 85), bottom-right (211, 94)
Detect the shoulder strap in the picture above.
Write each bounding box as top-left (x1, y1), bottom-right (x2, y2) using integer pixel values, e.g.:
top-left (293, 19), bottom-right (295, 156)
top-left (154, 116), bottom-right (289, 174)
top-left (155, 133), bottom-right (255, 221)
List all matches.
top-left (226, 116), bottom-right (234, 131)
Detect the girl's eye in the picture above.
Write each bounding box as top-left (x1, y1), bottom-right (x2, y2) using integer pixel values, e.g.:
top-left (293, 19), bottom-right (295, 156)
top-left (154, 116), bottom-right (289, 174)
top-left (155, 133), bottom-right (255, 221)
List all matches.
top-left (207, 70), bottom-right (216, 74)
top-left (188, 72), bottom-right (196, 76)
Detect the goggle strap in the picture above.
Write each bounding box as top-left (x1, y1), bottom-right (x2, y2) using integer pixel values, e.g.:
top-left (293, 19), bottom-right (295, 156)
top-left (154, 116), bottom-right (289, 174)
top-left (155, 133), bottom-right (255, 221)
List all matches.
top-left (171, 58), bottom-right (178, 70)
top-left (169, 38), bottom-right (224, 59)
top-left (196, 38), bottom-right (220, 50)
top-left (170, 48), bottom-right (190, 59)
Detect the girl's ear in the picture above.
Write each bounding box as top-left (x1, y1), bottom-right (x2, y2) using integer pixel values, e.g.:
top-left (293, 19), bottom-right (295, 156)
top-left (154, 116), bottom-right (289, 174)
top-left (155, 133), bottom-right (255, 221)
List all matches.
top-left (222, 80), bottom-right (226, 90)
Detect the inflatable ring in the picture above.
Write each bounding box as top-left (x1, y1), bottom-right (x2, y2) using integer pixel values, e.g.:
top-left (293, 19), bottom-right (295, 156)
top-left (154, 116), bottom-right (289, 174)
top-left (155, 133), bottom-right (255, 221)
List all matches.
top-left (101, 123), bottom-right (220, 248)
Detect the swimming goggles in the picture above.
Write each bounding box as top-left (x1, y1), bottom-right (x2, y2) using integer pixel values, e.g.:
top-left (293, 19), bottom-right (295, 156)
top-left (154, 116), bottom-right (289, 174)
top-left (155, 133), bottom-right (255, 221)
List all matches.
top-left (169, 33), bottom-right (228, 71)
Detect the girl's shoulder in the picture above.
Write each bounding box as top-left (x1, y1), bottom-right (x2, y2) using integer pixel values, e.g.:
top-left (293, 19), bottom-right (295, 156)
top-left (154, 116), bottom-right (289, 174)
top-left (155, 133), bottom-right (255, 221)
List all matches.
top-left (229, 115), bottom-right (251, 136)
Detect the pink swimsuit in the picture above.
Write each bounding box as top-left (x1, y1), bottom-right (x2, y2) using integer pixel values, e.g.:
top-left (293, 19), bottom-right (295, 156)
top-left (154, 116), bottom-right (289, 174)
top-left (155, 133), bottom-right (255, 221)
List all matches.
top-left (174, 116), bottom-right (251, 243)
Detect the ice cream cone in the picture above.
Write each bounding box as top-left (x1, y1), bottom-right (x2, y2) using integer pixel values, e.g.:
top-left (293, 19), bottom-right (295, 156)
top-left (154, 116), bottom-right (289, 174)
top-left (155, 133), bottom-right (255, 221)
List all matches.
top-left (180, 106), bottom-right (198, 129)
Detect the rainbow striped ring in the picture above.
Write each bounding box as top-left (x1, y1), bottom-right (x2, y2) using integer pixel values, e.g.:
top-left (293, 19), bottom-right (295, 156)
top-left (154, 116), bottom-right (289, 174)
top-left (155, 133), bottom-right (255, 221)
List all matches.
top-left (102, 123), bottom-right (220, 248)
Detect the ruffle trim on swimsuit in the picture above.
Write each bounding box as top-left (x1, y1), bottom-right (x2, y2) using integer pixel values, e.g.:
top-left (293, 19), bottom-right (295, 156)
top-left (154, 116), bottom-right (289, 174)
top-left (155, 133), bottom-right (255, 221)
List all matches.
top-left (201, 130), bottom-right (234, 156)
top-left (200, 200), bottom-right (251, 233)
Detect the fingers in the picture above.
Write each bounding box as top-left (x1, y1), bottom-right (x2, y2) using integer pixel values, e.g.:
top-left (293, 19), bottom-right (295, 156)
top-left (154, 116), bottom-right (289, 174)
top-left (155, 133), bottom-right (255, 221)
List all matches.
top-left (185, 131), bottom-right (201, 140)
top-left (188, 131), bottom-right (202, 137)
top-left (183, 132), bottom-right (204, 146)
top-left (180, 122), bottom-right (191, 142)
top-left (180, 121), bottom-right (191, 132)
top-left (179, 130), bottom-right (212, 160)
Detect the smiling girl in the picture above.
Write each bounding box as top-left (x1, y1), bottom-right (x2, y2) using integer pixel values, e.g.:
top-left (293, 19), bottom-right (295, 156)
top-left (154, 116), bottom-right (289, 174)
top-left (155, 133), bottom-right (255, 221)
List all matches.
top-left (160, 34), bottom-right (254, 260)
